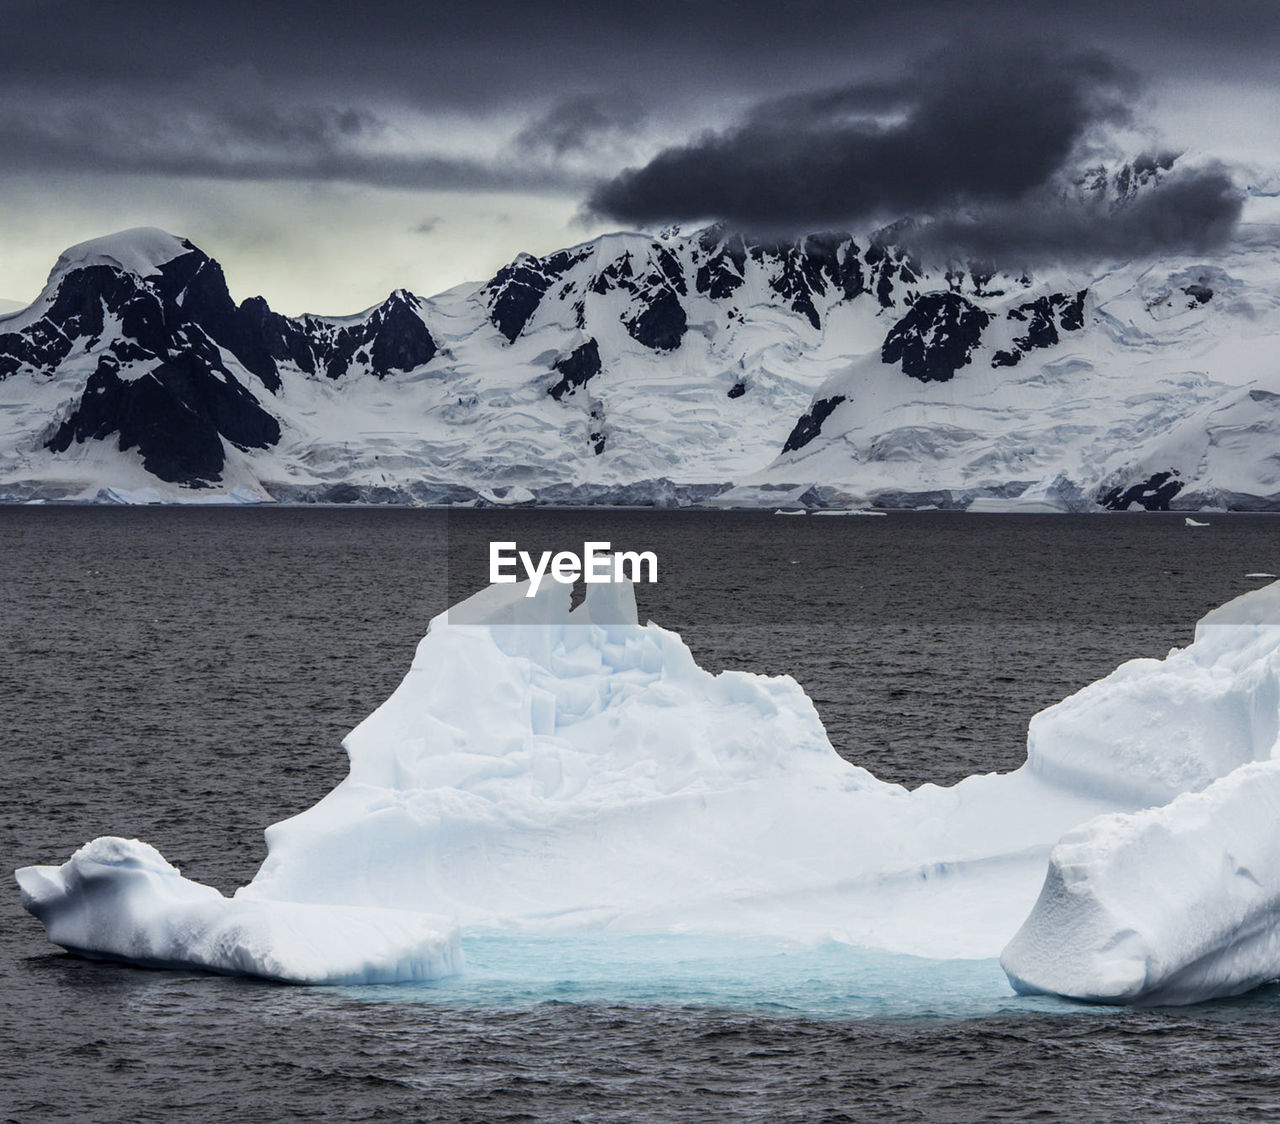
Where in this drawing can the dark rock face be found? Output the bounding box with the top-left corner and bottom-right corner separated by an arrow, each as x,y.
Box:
304,292 -> 437,380
0,239 -> 439,485
1058,290 -> 1086,332
484,248 -> 591,342
695,230 -> 748,299
863,239 -> 919,310
697,228 -> 866,322
1184,283 -> 1213,306
727,381 -> 746,399
0,247 -> 437,391
236,296 -> 318,380
882,293 -> 991,383
576,244 -> 691,352
589,403 -> 606,455
1099,470 -> 1183,511
476,225 -> 949,382
548,338 -> 602,400
992,291 -> 1087,368
47,351 -> 280,485
783,395 -> 847,454
626,288 -> 687,351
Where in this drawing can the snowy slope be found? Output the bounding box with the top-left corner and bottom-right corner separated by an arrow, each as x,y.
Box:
2,160 -> 1279,508
761,213 -> 1280,511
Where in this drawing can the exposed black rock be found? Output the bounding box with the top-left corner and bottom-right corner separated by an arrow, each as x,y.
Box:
484,247 -> 591,342
727,381 -> 746,399
863,236 -> 919,309
1099,470 -> 1183,511
757,232 -> 868,327
548,338 -> 602,400
302,292 -> 437,380
651,245 -> 687,296
0,241 -> 437,399
626,288 -> 687,351
0,264 -> 145,377
882,293 -> 990,383
589,402 -> 606,455
369,296 -> 430,372
47,348 -> 280,485
150,250 -> 284,391
1184,283 -> 1214,306
485,260 -> 549,342
782,395 -> 846,454
236,296 -> 317,379
1059,290 -> 1086,331
992,290 -> 1087,368
695,230 -> 748,299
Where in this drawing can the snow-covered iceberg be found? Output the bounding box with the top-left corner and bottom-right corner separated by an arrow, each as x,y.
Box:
1001,583 -> 1280,1005
1022,582 -> 1280,807
236,578 -> 1133,959
16,837 -> 461,984
1001,761 -> 1280,1005
16,576 -> 1280,1001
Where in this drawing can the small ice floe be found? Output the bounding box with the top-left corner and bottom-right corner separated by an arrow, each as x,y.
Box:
1185,517 -> 1211,527
1245,573 -> 1277,579
774,508 -> 807,515
812,509 -> 887,517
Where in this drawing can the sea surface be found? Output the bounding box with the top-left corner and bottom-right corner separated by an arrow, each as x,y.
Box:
4,507 -> 1280,1122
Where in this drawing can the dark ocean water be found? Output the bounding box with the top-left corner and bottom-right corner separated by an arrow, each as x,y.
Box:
4,507 -> 1280,1122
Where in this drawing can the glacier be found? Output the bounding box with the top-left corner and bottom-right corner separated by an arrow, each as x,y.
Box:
15,576 -> 1280,1002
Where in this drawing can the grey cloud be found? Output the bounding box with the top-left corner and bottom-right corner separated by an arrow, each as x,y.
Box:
909,165 -> 1244,264
586,44 -> 1248,262
3,1 -> 1276,110
212,104 -> 384,148
588,45 -> 1138,231
0,98 -> 587,193
515,95 -> 647,156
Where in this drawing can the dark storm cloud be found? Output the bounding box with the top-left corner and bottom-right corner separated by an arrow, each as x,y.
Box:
0,0 -> 1273,222
588,45 -> 1137,230
911,165 -> 1244,264
587,44 -> 1248,260
514,95 -> 647,157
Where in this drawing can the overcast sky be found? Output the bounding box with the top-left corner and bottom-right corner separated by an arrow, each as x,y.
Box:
0,0 -> 1276,313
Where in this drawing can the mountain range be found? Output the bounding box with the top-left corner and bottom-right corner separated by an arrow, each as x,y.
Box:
2,159 -> 1278,510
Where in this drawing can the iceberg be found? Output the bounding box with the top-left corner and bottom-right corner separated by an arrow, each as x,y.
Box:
998,762 -> 1280,1008
16,837 -> 461,984
1001,584 -> 1280,1005
1001,761 -> 1280,1006
15,575 -> 1280,1001
235,578 -> 1129,959
1022,585 -> 1280,807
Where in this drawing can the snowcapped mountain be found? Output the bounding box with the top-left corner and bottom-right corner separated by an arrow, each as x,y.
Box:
2,161 -> 1279,509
